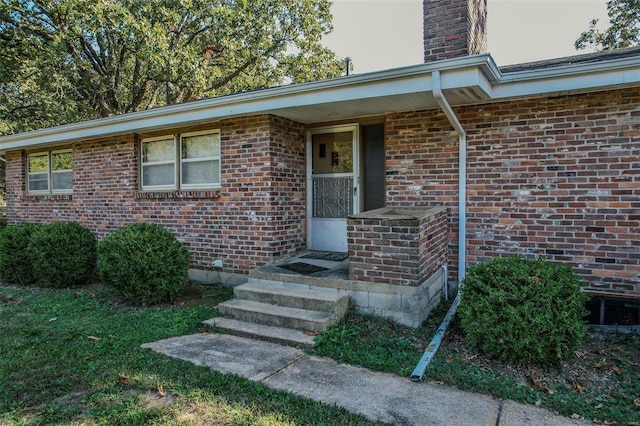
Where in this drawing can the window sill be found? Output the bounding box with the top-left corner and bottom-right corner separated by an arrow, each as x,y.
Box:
135,190 -> 221,200
26,193 -> 73,201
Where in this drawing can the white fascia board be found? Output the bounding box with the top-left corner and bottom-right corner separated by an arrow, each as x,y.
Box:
0,55 -> 497,152
0,74 -> 430,151
493,57 -> 640,99
440,67 -> 494,98
285,73 -> 433,106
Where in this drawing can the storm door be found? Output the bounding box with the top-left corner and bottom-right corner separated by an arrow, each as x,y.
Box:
307,126 -> 359,252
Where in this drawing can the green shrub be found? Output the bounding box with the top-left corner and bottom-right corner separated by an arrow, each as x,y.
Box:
97,223 -> 190,305
0,222 -> 43,285
29,222 -> 97,288
458,255 -> 590,365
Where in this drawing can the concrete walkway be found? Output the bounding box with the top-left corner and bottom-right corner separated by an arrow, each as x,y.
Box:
142,333 -> 593,426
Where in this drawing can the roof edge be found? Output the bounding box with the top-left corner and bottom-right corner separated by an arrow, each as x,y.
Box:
3,51 -> 640,150
0,55 -> 497,150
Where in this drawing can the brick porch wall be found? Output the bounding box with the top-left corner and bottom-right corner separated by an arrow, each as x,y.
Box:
5,115 -> 306,275
348,207 -> 448,286
386,87 -> 640,298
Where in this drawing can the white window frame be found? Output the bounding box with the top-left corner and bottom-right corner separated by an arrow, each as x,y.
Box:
27,150 -> 73,195
179,130 -> 221,190
141,130 -> 220,191
51,149 -> 73,194
27,152 -> 50,194
140,135 -> 178,190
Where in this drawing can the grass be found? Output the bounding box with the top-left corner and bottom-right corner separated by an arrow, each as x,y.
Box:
0,284 -> 382,425
6,281 -> 637,425
310,298 -> 640,425
308,303 -> 447,377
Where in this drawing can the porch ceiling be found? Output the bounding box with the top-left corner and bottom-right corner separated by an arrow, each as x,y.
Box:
268,93 -> 437,123
267,87 -> 491,124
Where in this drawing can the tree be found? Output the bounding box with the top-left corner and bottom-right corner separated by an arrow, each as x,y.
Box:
0,0 -> 344,133
575,0 -> 640,51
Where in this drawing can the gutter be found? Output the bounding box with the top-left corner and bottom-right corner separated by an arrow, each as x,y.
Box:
432,70 -> 467,283
409,70 -> 468,381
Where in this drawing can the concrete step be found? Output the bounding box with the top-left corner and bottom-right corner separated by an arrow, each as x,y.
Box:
234,282 -> 349,316
204,317 -> 316,347
217,299 -> 336,332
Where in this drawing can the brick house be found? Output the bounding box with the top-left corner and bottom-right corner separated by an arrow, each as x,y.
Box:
1,0 -> 639,324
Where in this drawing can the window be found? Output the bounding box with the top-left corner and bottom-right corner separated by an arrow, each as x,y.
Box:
181,132 -> 220,188
27,150 -> 73,194
141,131 -> 220,190
141,137 -> 176,189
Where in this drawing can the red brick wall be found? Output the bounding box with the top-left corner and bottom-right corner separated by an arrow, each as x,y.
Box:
6,90 -> 640,298
386,88 -> 640,298
386,110 -> 461,280
6,115 -> 306,275
423,0 -> 487,63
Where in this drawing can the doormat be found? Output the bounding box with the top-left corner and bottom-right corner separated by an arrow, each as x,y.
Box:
300,252 -> 348,262
277,262 -> 329,275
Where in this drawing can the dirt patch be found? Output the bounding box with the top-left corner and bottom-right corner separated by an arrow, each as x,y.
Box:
0,294 -> 21,306
439,323 -> 640,403
100,282 -> 233,308
138,390 -> 177,411
172,283 -> 233,307
53,391 -> 87,406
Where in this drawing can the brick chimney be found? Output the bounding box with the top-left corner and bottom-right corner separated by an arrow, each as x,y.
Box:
423,0 -> 487,62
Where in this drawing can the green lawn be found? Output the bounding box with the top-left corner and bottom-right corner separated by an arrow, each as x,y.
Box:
6,282 -> 638,425
0,285 -> 381,425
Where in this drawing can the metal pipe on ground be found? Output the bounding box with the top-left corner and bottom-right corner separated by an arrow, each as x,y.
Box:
409,291 -> 460,382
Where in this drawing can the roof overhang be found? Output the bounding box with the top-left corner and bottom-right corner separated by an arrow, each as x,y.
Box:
2,51 -> 640,152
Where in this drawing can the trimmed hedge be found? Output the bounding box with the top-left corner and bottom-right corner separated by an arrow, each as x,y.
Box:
97,223 -> 190,305
28,222 -> 97,288
458,255 -> 590,365
0,222 -> 43,285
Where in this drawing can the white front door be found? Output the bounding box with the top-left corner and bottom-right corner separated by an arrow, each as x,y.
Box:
307,126 -> 359,252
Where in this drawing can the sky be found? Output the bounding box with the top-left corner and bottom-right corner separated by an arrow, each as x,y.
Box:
322,0 -> 610,73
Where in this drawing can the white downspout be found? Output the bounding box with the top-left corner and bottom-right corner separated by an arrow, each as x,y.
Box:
432,70 -> 467,283
408,70 -> 468,382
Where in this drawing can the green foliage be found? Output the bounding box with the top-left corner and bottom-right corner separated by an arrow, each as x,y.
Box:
97,223 -> 190,305
0,0 -> 344,134
28,222 -> 97,288
0,222 -> 43,285
458,255 -> 590,365
576,0 -> 640,50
